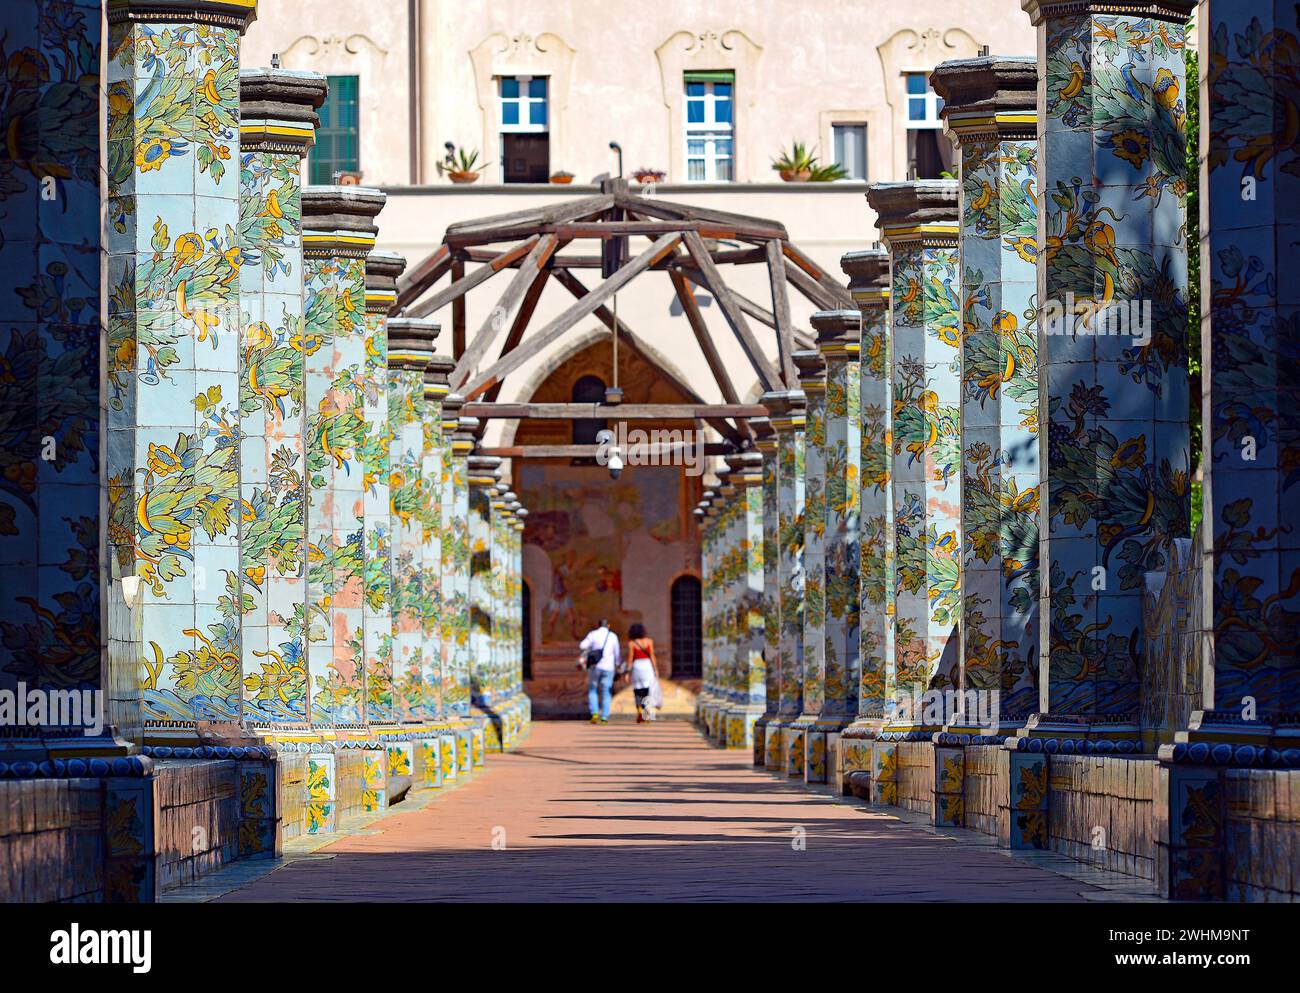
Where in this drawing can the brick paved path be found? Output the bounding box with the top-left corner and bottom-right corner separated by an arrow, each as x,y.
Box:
216,721 -> 1101,901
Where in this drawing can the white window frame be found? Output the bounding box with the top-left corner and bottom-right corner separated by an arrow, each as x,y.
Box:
904,71 -> 944,130
499,75 -> 548,134
684,79 -> 734,183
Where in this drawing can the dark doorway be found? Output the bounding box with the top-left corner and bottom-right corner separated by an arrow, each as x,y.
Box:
522,580 -> 532,680
502,133 -> 550,183
670,575 -> 702,678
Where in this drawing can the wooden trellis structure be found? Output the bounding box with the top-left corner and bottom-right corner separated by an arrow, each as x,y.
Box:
391,178 -> 854,453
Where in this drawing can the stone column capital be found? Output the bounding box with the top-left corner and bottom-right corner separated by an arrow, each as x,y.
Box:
866,181 -> 959,249
793,349 -> 827,393
302,186 -> 386,258
108,0 -> 258,31
514,507 -> 529,532
841,249 -> 891,312
365,251 -> 405,315
1021,0 -> 1196,27
725,452 -> 764,488
239,68 -> 327,155
424,354 -> 455,402
467,455 -> 501,485
931,56 -> 1038,143
749,416 -> 777,454
811,310 -> 862,360
761,389 -> 806,433
386,316 -> 438,372
452,416 -> 479,455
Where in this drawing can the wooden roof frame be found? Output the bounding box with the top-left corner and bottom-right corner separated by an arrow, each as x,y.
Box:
391,178 -> 853,448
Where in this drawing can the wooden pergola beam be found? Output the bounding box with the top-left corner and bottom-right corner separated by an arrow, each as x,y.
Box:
783,242 -> 855,308
682,230 -> 780,392
548,268 -> 744,445
393,244 -> 453,312
460,231 -> 682,398
766,238 -> 797,386
408,236 -> 539,319
451,234 -> 559,385
463,402 -> 767,420
669,268 -> 741,406
483,267 -> 551,403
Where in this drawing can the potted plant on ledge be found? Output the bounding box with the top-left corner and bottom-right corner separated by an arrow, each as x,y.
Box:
550,170 -> 575,184
445,146 -> 486,184
633,167 -> 666,185
770,142 -> 847,183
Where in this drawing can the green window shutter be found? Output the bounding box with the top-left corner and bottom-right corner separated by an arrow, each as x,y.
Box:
683,70 -> 735,83
310,74 -> 361,184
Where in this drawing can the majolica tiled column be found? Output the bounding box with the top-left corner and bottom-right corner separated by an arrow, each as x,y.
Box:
1025,0 -> 1192,730
866,182 -> 962,725
839,249 -> 894,792
750,418 -> 780,766
722,453 -> 766,750
1200,0 -> 1300,721
434,394 -> 467,779
812,311 -> 863,784
484,485 -> 510,750
448,412 -> 478,771
301,186 -> 385,729
1151,0 -> 1298,901
696,490 -> 719,733
715,466 -> 741,745
105,0 -> 257,739
422,354 -> 453,719
692,502 -> 710,730
512,504 -> 531,732
467,453 -> 500,760
931,57 -> 1041,729
790,349 -> 831,780
363,252 -> 402,729
384,317 -> 436,727
236,69 -> 327,730
761,391 -> 807,775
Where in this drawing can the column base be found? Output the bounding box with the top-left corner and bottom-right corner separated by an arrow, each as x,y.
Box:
838,718 -> 887,796
721,705 -> 765,750
752,714 -> 776,766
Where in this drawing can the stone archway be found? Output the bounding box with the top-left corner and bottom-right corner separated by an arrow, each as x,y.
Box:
514,337 -> 704,717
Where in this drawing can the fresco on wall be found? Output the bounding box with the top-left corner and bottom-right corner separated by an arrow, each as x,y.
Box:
523,463 -> 686,642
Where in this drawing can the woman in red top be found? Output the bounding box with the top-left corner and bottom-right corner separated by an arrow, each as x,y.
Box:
625,623 -> 660,722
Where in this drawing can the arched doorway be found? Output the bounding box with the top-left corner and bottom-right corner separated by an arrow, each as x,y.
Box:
670,574 -> 702,679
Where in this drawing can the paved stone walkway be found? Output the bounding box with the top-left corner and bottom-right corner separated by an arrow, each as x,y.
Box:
215,720 -> 1108,902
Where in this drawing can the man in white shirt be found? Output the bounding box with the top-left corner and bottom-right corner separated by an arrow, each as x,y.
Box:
578,618 -> 620,724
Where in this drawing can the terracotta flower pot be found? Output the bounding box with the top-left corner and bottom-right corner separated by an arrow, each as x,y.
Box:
448,170 -> 479,184
634,173 -> 664,184
779,168 -> 811,182
550,174 -> 574,184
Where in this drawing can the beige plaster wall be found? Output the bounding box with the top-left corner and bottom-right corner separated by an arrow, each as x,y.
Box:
243,0 -> 1035,186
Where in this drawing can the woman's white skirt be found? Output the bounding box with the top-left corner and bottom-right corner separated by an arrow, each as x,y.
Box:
631,659 -> 657,690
